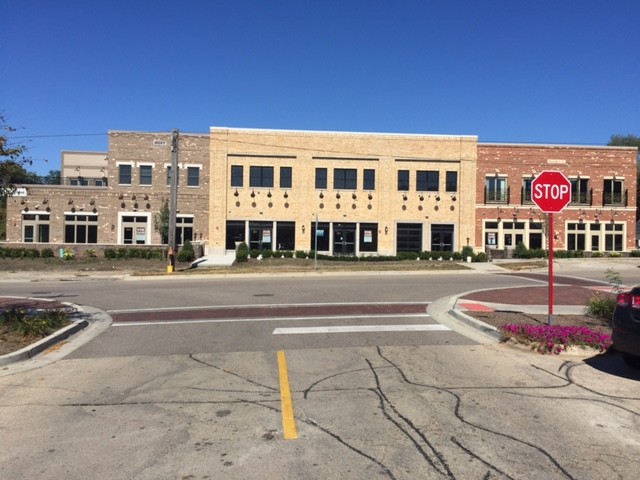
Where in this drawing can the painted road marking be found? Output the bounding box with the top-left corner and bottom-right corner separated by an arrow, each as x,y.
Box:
273,324 -> 450,335
277,351 -> 298,440
112,313 -> 429,327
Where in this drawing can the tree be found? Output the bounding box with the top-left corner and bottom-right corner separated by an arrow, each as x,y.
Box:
43,169 -> 61,185
154,198 -> 170,244
608,134 -> 640,220
608,134 -> 640,159
1,115 -> 31,197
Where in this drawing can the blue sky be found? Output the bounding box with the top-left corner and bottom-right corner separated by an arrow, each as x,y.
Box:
3,0 -> 639,175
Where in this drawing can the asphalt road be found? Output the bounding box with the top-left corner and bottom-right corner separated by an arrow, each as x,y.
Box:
1,262 -> 640,479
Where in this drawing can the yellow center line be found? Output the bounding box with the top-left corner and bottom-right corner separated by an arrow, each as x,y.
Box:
277,350 -> 298,440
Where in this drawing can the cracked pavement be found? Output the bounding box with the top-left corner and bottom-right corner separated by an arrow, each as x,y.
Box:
1,343 -> 639,479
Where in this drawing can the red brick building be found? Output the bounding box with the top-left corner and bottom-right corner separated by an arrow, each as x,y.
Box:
476,143 -> 637,254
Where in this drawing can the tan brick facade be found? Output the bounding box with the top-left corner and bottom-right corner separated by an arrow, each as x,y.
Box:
5,131 -> 210,249
209,128 -> 477,256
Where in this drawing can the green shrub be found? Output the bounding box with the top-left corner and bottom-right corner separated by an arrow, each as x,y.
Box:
397,251 -> 420,261
24,248 -> 40,258
630,250 -> 640,258
62,249 -> 75,260
41,248 -> 55,258
1,307 -> 69,337
461,245 -> 474,259
104,248 -> 117,259
9,248 -> 26,258
591,251 -> 604,258
294,250 -> 307,259
261,249 -> 274,259
84,248 -> 97,258
474,252 -> 488,262
584,294 -> 616,319
177,240 -> 195,263
281,250 -> 294,258
514,241 -> 528,258
236,242 -> 249,262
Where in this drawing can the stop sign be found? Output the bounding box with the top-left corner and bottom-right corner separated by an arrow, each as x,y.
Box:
531,170 -> 572,213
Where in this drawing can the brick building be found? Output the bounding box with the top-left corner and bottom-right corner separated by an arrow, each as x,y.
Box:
3,127 -> 638,257
208,127 -> 477,256
477,143 -> 637,254
5,131 -> 210,248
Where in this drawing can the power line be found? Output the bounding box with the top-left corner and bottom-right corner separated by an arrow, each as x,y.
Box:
10,133 -> 106,139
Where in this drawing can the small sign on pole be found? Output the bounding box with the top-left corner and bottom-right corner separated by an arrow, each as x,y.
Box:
531,171 -> 572,325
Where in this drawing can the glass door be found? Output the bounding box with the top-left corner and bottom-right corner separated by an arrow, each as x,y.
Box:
431,225 -> 454,252
333,223 -> 356,255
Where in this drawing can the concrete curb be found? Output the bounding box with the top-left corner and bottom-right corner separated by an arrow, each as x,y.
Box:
427,294 -> 501,344
0,318 -> 89,366
448,306 -> 501,342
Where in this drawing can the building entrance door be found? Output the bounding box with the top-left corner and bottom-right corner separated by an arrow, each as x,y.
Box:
431,225 -> 454,252
333,223 -> 356,255
249,222 -> 273,251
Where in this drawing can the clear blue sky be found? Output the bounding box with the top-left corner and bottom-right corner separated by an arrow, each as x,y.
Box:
3,0 -> 639,175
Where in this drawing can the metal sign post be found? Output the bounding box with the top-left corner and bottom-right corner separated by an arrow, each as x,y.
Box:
548,212 -> 554,325
531,170 -> 571,325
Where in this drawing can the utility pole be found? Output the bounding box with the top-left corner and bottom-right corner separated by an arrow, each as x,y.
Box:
167,129 -> 179,273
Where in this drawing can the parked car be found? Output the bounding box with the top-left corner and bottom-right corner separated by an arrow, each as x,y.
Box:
613,288 -> 640,368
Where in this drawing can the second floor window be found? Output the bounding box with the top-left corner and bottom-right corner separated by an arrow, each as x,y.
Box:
445,171 -> 458,192
486,176 -> 508,203
522,178 -> 533,204
334,168 -> 357,190
363,169 -> 375,190
398,170 -> 409,191
280,166 -> 292,188
416,170 -> 439,191
604,179 -> 624,205
118,164 -> 132,185
249,166 -> 274,188
139,165 -> 152,186
187,167 -> 200,187
315,167 -> 327,189
231,165 -> 243,187
570,178 -> 590,205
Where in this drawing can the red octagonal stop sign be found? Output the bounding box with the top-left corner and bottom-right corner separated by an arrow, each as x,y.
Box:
531,170 -> 572,213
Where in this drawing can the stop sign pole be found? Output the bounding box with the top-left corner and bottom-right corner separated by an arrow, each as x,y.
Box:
531,171 -> 572,325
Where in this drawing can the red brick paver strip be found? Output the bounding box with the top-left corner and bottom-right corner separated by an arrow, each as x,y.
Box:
112,303 -> 429,323
457,302 -> 495,312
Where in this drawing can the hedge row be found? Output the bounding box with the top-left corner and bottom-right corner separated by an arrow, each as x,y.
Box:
103,248 -> 164,260
0,247 -> 55,258
245,248 -> 488,263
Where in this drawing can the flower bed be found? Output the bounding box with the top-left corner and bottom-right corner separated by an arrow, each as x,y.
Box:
499,324 -> 612,355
